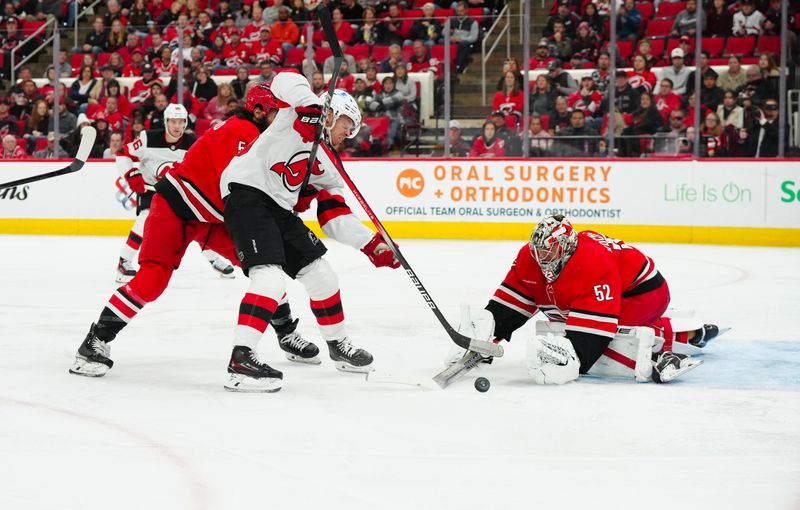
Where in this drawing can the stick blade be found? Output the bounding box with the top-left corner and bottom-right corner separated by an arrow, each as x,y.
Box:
74,125 -> 97,164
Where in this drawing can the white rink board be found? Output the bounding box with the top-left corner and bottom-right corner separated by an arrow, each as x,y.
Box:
0,159 -> 799,243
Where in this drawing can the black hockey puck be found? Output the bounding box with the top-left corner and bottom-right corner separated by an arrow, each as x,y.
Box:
474,377 -> 490,392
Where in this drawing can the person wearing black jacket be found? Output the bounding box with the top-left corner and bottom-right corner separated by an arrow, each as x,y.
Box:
619,92 -> 664,157
81,16 -> 108,54
555,110 -> 598,156
700,69 -> 724,112
190,68 -> 218,103
742,99 -> 782,157
601,70 -> 640,115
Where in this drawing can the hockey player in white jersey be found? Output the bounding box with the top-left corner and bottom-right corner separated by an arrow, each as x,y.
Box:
220,71 -> 398,392
116,103 -> 236,282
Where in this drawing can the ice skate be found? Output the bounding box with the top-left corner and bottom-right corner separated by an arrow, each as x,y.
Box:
69,323 -> 114,377
224,346 -> 283,392
651,351 -> 702,383
326,338 -> 373,373
209,256 -> 235,278
689,324 -> 729,348
277,320 -> 320,364
115,257 -> 137,283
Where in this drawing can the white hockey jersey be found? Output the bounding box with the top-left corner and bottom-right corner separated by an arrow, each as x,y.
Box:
116,129 -> 196,186
220,71 -> 372,251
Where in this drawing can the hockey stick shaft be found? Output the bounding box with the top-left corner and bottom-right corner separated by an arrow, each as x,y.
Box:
300,4 -> 342,192
334,164 -> 503,358
0,126 -> 97,190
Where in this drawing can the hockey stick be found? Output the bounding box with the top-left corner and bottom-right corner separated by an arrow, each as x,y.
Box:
299,3 -> 342,192
334,166 -> 503,359
0,126 -> 97,190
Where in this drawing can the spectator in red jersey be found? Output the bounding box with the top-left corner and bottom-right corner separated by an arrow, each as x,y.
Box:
164,12 -> 192,44
121,48 -> 146,77
530,74 -> 558,116
470,121 -> 506,157
628,54 -> 657,94
530,38 -> 556,69
1,134 -> 26,159
222,29 -> 250,67
568,75 -> 602,128
92,96 -> 125,133
493,70 -> 524,116
272,6 -> 301,50
684,90 -> 712,129
106,19 -> 126,53
129,64 -> 162,105
334,60 -> 356,93
654,78 -> 682,124
250,26 -> 284,65
408,39 -> 443,81
153,46 -> 178,77
409,3 -> 442,46
204,83 -> 235,121
312,6 -> 354,47
117,33 -> 141,64
242,3 -> 267,42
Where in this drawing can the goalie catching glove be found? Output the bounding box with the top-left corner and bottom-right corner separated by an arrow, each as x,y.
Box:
123,168 -> 146,194
293,105 -> 323,143
526,333 -> 580,385
361,233 -> 400,268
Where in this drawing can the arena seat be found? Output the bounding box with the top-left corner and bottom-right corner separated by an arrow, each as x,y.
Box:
645,19 -> 673,38
724,36 -> 756,57
616,40 -> 634,61
757,35 -> 781,56
666,37 -> 692,56
431,44 -> 456,65
314,46 -> 333,64
345,44 -> 369,62
213,67 -> 237,75
86,103 -> 104,118
701,37 -> 725,57
654,1 -> 685,20
648,38 -> 665,57
284,47 -> 305,66
371,45 -> 389,63
96,52 -> 111,67
34,137 -> 48,152
195,118 -> 212,136
637,3 -> 655,21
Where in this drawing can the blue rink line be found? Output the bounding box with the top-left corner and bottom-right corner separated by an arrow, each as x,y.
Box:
584,341 -> 800,390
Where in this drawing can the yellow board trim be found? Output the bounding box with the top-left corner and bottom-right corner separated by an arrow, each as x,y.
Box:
1,218 -> 798,247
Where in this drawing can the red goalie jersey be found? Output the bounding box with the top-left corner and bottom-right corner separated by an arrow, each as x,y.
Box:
486,230 -> 667,372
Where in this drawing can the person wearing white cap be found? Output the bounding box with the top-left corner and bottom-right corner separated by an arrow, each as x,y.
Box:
657,47 -> 691,95
447,119 -> 471,156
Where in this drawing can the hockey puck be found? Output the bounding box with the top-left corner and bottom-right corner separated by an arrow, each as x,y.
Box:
474,377 -> 490,392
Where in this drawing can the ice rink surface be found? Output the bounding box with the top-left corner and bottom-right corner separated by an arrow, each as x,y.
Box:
0,234 -> 798,510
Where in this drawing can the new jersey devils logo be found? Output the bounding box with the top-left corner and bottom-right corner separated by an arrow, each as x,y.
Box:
270,151 -> 323,192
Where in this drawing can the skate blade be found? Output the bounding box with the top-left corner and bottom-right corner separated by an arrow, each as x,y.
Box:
69,358 -> 109,377
224,373 -> 282,393
655,359 -> 703,383
334,361 -> 374,374
284,352 -> 321,365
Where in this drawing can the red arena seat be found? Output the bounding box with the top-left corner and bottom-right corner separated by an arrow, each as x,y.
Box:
724,36 -> 756,57
757,35 -> 781,56
314,46 -> 333,64
701,37 -> 725,57
637,3 -> 655,21
645,19 -> 673,38
284,47 -> 305,66
654,1 -> 685,20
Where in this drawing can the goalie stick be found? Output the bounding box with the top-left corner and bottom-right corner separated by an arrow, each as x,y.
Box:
0,126 -> 97,190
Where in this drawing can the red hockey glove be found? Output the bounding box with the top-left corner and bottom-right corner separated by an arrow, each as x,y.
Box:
293,105 -> 323,143
123,168 -> 146,194
361,233 -> 401,269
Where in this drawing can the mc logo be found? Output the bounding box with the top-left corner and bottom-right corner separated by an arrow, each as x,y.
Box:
396,168 -> 424,198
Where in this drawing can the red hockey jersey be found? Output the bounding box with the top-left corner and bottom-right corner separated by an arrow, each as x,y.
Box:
156,116 -> 261,223
486,231 -> 662,344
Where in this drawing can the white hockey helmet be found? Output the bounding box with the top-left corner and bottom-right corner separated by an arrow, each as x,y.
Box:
328,89 -> 361,139
529,214 -> 578,283
164,103 -> 188,121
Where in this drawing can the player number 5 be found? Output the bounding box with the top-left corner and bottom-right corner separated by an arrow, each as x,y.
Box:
593,284 -> 612,302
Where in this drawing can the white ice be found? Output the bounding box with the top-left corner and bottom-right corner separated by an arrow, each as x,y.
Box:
0,234 -> 798,510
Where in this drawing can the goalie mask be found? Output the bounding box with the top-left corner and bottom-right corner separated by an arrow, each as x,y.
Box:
529,215 -> 578,283
327,89 -> 361,139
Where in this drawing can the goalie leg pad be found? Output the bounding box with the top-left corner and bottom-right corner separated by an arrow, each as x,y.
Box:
526,332 -> 579,385
589,326 -> 656,382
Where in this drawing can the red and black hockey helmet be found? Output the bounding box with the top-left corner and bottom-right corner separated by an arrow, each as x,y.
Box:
245,82 -> 278,113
